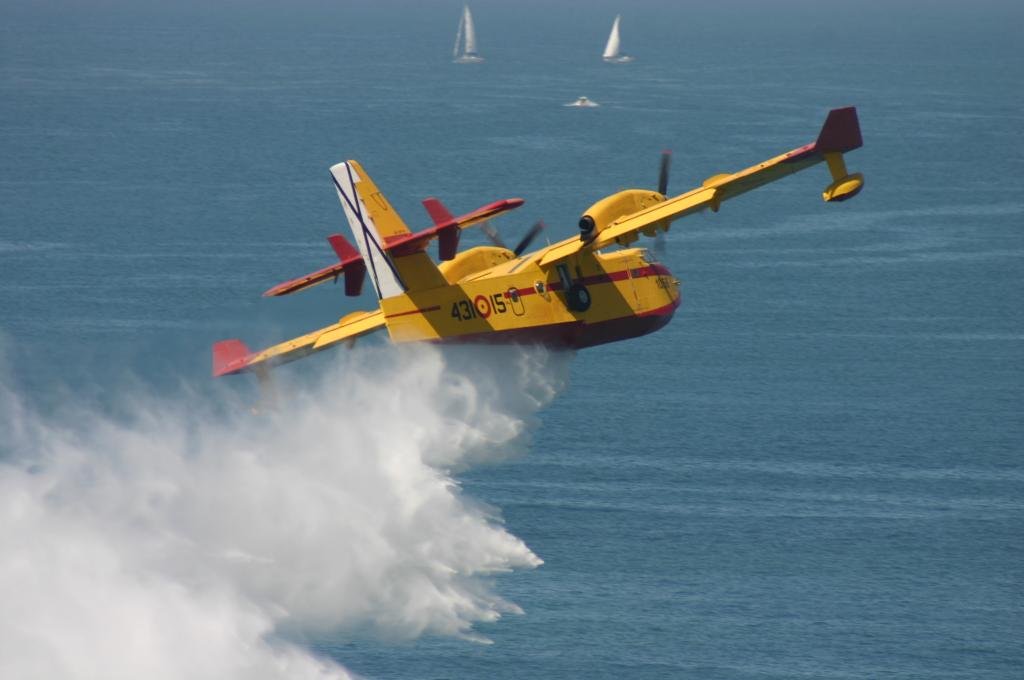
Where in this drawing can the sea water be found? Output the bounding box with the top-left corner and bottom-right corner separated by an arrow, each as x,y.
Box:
1,1 -> 1022,678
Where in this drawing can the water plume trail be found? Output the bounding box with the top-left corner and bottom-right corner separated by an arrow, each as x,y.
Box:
0,343 -> 569,679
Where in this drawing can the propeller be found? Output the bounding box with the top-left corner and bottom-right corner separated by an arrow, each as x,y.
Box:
658,149 -> 672,196
481,220 -> 546,257
480,222 -> 506,249
654,149 -> 672,253
512,220 -> 545,256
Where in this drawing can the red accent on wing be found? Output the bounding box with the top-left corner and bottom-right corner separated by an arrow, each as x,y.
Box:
263,234 -> 366,297
782,107 -> 862,164
212,339 -> 253,377
263,262 -> 347,297
782,142 -> 818,163
383,231 -> 435,257
452,198 -> 526,228
385,198 -> 525,259
815,106 -> 862,154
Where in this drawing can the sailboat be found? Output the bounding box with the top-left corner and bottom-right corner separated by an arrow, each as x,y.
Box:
602,15 -> 634,63
453,5 -> 484,63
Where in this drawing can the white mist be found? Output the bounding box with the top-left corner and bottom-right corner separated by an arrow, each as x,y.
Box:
0,343 -> 569,679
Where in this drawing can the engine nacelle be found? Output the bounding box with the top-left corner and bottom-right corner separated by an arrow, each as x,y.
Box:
437,245 -> 515,284
579,189 -> 666,241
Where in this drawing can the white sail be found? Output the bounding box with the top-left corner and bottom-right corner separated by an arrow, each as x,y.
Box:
603,15 -> 621,59
463,6 -> 478,55
453,5 -> 483,62
453,10 -> 464,58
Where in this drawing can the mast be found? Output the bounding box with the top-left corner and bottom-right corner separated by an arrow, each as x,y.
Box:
603,15 -> 621,59
463,5 -> 478,56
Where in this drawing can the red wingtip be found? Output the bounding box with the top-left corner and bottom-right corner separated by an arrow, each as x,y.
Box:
815,106 -> 862,154
212,339 -> 253,377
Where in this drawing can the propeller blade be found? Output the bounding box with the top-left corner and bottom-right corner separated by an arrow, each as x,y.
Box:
654,150 -> 673,253
658,149 -> 672,196
480,221 -> 507,249
513,221 -> 546,256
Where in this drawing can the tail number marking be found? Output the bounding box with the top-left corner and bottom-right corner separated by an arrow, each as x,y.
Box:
450,293 -> 509,321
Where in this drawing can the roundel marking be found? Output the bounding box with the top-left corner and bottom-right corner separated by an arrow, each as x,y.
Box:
473,295 -> 492,318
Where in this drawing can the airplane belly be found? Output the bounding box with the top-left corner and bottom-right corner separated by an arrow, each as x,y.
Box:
430,297 -> 678,349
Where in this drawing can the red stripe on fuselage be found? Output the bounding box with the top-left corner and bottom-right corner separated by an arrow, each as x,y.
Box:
386,264 -> 677,334
385,305 -> 441,319
437,299 -> 679,350
507,262 -> 673,298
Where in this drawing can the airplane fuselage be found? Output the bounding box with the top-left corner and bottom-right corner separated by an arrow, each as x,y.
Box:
381,245 -> 680,349
212,108 -> 862,378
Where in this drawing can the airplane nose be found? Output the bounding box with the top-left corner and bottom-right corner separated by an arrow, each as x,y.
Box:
652,262 -> 681,307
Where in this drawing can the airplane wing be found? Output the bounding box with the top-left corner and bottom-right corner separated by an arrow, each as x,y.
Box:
540,107 -> 863,265
212,309 -> 385,376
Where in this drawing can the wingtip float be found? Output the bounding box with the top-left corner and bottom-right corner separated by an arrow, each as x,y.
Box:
213,107 -> 864,379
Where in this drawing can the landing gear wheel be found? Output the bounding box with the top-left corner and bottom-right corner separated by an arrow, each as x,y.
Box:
567,283 -> 592,312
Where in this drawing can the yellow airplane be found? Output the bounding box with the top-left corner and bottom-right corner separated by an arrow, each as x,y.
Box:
212,107 -> 863,378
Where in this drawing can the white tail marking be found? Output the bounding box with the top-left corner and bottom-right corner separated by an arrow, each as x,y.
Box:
330,162 -> 405,300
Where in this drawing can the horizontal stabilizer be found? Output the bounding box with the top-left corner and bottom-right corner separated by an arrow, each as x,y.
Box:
263,262 -> 345,297
213,339 -> 253,377
444,198 -> 526,230
263,233 -> 366,297
417,197 -> 526,260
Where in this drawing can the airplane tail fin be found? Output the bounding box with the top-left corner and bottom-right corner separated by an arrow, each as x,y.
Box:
329,161 -> 408,300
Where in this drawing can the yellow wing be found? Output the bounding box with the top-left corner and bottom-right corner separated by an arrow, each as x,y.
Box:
212,309 -> 385,376
541,107 -> 863,265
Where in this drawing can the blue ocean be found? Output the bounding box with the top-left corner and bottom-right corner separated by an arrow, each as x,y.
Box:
2,1 -> 1022,678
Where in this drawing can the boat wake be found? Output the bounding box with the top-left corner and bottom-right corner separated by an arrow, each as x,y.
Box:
0,343 -> 569,679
